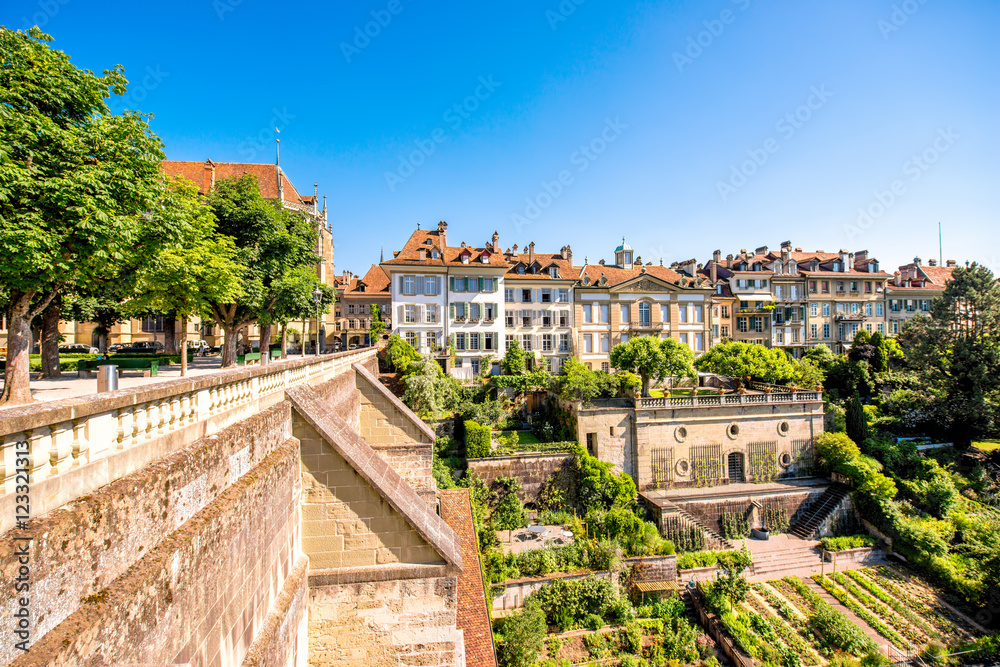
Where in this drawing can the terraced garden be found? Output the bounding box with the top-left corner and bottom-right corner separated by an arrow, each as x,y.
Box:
711,566 -> 985,666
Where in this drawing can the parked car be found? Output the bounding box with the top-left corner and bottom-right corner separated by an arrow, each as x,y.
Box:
59,343 -> 99,354
116,341 -> 164,355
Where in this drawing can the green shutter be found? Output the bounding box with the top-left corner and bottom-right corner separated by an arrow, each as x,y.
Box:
450,304 -> 455,319
450,277 -> 455,291
478,277 -> 484,292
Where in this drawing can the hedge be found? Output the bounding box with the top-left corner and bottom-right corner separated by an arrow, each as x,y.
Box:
465,420 -> 492,458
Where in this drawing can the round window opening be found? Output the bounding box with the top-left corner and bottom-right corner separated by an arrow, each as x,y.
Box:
675,426 -> 688,442
728,423 -> 740,439
779,452 -> 792,468
778,421 -> 790,435
676,459 -> 690,476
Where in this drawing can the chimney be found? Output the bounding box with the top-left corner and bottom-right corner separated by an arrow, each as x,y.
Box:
946,259 -> 956,268
437,220 -> 448,252
794,247 -> 802,252
512,243 -> 518,253
780,240 -> 792,250
599,259 -> 606,266
855,250 -> 869,263
710,255 -> 718,283
204,159 -> 216,192
561,245 -> 573,262
528,241 -> 535,265
492,230 -> 499,250
755,246 -> 768,256
928,258 -> 937,267
840,249 -> 851,271
913,256 -> 921,266
726,253 -> 733,269
781,246 -> 790,262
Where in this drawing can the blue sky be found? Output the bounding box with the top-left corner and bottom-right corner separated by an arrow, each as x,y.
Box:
7,0 -> 998,274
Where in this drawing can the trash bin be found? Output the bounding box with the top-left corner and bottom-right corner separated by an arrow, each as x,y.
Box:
97,365 -> 118,392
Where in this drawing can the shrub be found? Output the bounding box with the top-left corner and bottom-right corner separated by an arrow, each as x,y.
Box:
814,431 -> 861,473
495,604 -> 546,667
492,477 -> 527,531
527,575 -> 623,630
819,534 -> 877,551
464,420 -> 492,458
583,613 -> 604,631
575,444 -> 637,510
385,334 -> 419,372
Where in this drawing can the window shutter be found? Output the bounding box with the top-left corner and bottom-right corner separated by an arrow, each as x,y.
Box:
436,276 -> 442,295
494,303 -> 499,318
478,277 -> 484,292
449,276 -> 455,292
397,305 -> 404,323
493,280 -> 499,293
398,276 -> 405,293
416,276 -> 424,296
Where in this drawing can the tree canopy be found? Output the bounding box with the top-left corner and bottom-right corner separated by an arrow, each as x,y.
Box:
694,341 -> 797,386
609,336 -> 696,397
0,27 -> 168,402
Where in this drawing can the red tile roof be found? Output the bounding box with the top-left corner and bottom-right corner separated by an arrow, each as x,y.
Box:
505,252 -> 580,280
344,265 -> 391,295
577,263 -> 706,289
919,265 -> 956,286
161,159 -> 306,204
382,227 -> 509,267
439,489 -> 498,667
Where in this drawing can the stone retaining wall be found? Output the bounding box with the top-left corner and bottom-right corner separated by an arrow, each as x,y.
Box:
491,569 -> 619,612
466,453 -> 574,504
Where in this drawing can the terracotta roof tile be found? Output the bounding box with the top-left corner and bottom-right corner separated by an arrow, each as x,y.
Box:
344,265 -> 391,295
578,264 -> 699,288
919,265 -> 955,286
161,160 -> 305,204
439,489 -> 498,667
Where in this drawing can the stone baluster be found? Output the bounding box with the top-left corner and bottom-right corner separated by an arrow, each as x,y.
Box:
71,418 -> 87,467
2,431 -> 28,494
49,420 -> 73,476
25,426 -> 53,481
156,399 -> 166,435
180,393 -> 191,425
135,402 -> 149,441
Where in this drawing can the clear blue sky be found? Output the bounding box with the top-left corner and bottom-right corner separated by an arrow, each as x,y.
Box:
7,0 -> 998,274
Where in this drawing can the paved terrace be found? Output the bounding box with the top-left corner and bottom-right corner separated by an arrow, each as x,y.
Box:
642,477 -> 830,507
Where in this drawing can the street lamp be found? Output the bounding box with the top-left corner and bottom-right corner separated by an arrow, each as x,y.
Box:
312,287 -> 323,356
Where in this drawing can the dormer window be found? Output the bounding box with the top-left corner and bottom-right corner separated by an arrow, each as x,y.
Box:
870,261 -> 879,273
431,250 -> 439,259
461,252 -> 470,264
623,252 -> 632,265
773,262 -> 782,274
788,261 -> 797,275
517,265 -> 525,274
424,239 -> 433,245
549,266 -> 558,278
480,254 -> 488,264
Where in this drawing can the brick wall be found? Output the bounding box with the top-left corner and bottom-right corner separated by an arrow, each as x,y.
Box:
294,414 -> 442,570
0,403 -> 299,666
308,570 -> 462,667
466,453 -> 574,503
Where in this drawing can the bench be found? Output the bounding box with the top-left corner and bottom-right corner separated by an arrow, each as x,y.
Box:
77,358 -> 159,378
236,352 -> 263,366
270,348 -> 282,359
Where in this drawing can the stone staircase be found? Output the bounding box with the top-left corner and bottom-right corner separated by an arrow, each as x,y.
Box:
790,484 -> 850,539
749,542 -> 823,577
661,499 -> 734,551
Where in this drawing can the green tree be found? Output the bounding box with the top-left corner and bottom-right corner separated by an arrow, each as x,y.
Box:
899,263 -> 1000,446
402,354 -> 457,416
845,394 -> 870,445
501,337 -> 527,375
385,334 -> 419,372
495,604 -> 546,667
610,336 -> 694,397
802,343 -> 839,375
575,444 -> 636,510
368,304 -> 385,345
694,341 -> 797,387
557,357 -> 603,403
869,331 -> 889,373
131,177 -> 244,375
0,28 -> 166,403
204,175 -> 322,366
813,431 -> 860,473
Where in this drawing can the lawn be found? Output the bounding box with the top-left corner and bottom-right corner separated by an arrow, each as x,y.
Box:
495,430 -> 542,445
973,439 -> 1000,452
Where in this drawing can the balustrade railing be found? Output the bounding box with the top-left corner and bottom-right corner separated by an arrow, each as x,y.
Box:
635,389 -> 821,410
0,348 -> 376,534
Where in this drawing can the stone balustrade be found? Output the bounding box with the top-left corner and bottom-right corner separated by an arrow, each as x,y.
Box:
635,390 -> 821,410
0,348 -> 377,534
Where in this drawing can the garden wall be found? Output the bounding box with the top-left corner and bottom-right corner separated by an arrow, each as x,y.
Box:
491,569 -> 620,612
821,547 -> 886,566
623,555 -> 678,583
678,566 -> 720,584
467,452 -> 574,504
675,487 -> 826,536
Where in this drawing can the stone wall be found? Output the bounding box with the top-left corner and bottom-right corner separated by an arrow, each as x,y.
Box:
624,555 -> 678,582
573,406 -> 635,478
491,569 -> 619,612
466,453 -> 574,504
7,405 -> 304,666
309,568 -> 462,667
294,414 -> 442,569
675,488 -> 826,536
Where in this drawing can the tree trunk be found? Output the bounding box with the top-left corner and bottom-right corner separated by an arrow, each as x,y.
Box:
164,313 -> 177,354
97,329 -> 109,354
259,323 -> 272,365
641,375 -> 650,398
1,290 -> 55,405
280,324 -> 288,359
180,314 -> 189,377
220,324 -> 238,367
39,293 -> 63,379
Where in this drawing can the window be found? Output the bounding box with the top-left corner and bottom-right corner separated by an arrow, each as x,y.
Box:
347,304 -> 355,315
864,281 -> 872,293
694,305 -> 703,323
483,277 -> 494,292
822,281 -> 829,293
753,317 -> 764,333
454,303 -> 466,321
679,306 -> 688,323
865,323 -> 873,333
521,309 -> 532,327
776,330 -> 784,344
542,334 -> 553,351
484,303 -> 496,321
141,316 -> 165,333
559,334 -> 569,352
403,276 -> 416,295
505,334 -> 514,351
621,333 -> 630,344
559,311 -> 569,327
405,332 -> 417,347
877,323 -> 884,334
639,303 -> 651,325
583,304 -> 593,324
822,303 -> 831,317
891,321 -> 899,334
541,288 -> 552,303
505,311 -> 514,327
620,304 -> 629,322
549,267 -> 558,278
920,300 -> 930,312
775,285 -> 783,299
838,324 -> 846,340
426,331 -> 438,350
601,362 -> 610,373
810,303 -> 818,316
737,318 -> 748,333
541,311 -> 552,327
469,333 -> 480,350
522,335 -> 533,351
505,288 -> 514,303
811,324 -> 818,339
600,304 -> 609,323
721,325 -> 729,337
455,333 -> 466,351
425,276 -> 437,295
679,333 -> 689,347
823,323 -> 831,339
791,329 -> 800,343
694,332 -> 704,351
404,305 -> 416,323
865,303 -> 873,317
850,302 -> 860,314
583,334 -> 593,353
720,305 -> 729,318
876,303 -> 884,317
809,280 -> 817,293
557,289 -> 569,303
600,334 -> 609,353
661,305 -> 669,322
425,305 -> 437,323
522,289 -> 532,302
469,303 -> 480,320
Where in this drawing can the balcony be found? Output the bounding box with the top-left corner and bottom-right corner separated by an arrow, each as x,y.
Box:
835,312 -> 866,322
628,321 -> 664,332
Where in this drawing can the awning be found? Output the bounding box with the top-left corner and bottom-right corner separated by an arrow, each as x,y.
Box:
736,293 -> 775,302
632,580 -> 681,593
